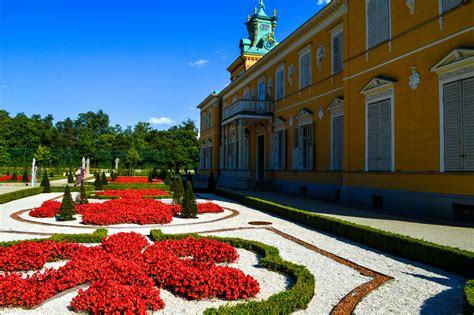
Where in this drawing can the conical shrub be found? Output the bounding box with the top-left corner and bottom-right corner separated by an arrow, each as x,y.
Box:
67,171 -> 75,184
208,172 -> 216,190
57,185 -> 76,221
181,181 -> 197,218
40,171 -> 51,193
11,172 -> 17,181
164,170 -> 171,186
101,171 -> 108,185
172,177 -> 184,205
22,169 -> 29,183
75,184 -> 89,205
148,172 -> 153,183
94,172 -> 103,190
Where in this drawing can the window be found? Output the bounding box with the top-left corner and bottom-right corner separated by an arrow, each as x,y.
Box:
292,124 -> 313,170
244,87 -> 250,99
258,79 -> 266,101
276,65 -> 285,100
271,129 -> 286,170
208,111 -> 212,128
367,99 -> 392,171
331,115 -> 344,171
442,0 -> 462,12
443,77 -> 474,172
367,0 -> 390,49
292,127 -> 300,170
299,48 -> 311,89
332,31 -> 344,74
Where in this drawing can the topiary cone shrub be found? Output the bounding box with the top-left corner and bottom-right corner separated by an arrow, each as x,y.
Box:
171,178 -> 184,205
148,172 -> 153,183
75,184 -> 89,205
208,172 -> 216,190
22,169 -> 29,183
57,185 -> 76,221
186,172 -> 193,186
110,170 -> 116,181
11,172 -> 17,181
94,172 -> 103,191
101,171 -> 108,186
40,171 -> 51,193
67,171 -> 75,184
181,181 -> 197,218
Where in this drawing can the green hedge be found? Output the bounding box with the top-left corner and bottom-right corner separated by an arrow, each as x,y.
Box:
87,183 -> 169,191
87,194 -> 172,200
150,229 -> 315,314
0,187 -> 43,204
213,189 -> 474,279
0,185 -> 95,204
465,280 -> 474,314
0,229 -> 107,248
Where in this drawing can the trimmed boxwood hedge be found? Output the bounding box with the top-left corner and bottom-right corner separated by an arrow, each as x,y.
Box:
465,280 -> 474,314
86,194 -> 172,200
150,229 -> 315,314
213,189 -> 474,278
86,182 -> 169,191
0,185 -> 95,204
0,229 -> 107,248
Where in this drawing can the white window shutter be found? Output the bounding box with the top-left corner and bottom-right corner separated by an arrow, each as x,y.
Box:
378,99 -> 392,171
276,70 -> 284,99
367,102 -> 379,171
377,0 -> 390,45
444,81 -> 463,171
333,33 -> 343,74
299,127 -> 304,170
300,53 -> 311,89
282,130 -> 286,170
367,0 -> 378,48
462,77 -> 474,171
292,127 -> 300,170
442,0 -> 462,12
332,115 -> 344,171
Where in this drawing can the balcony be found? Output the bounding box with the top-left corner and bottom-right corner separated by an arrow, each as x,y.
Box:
222,99 -> 274,122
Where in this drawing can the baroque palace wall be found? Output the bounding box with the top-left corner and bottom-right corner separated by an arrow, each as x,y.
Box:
197,0 -> 474,220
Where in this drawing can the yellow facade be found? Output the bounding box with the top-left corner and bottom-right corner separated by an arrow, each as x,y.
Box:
198,0 -> 474,220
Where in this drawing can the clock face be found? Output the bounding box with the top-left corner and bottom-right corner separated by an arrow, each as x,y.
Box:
264,41 -> 273,50
260,24 -> 270,31
264,33 -> 275,49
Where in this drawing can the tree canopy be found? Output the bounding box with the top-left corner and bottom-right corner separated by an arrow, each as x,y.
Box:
0,110 -> 199,170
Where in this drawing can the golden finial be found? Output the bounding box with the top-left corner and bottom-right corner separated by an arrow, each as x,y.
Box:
248,15 -> 251,21
254,7 -> 257,14
274,9 -> 277,17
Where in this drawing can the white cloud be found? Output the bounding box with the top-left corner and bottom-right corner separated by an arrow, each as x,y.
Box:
189,59 -> 209,68
317,0 -> 331,5
148,117 -> 174,125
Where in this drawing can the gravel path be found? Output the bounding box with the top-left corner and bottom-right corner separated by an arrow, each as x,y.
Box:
0,192 -> 468,314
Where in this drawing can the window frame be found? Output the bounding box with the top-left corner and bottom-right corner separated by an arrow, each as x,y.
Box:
275,63 -> 285,100
330,23 -> 344,75
258,78 -> 266,101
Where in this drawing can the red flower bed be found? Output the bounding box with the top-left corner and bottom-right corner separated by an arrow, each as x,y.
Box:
0,232 -> 260,314
79,198 -> 177,225
95,189 -> 169,199
30,200 -> 61,218
109,176 -> 164,183
0,175 -> 31,181
197,202 -> 225,214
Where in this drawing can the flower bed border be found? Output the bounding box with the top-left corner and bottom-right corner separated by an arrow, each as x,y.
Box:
465,280 -> 474,314
0,229 -> 107,248
150,229 -> 315,314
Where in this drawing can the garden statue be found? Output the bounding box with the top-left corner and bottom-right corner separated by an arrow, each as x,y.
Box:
82,156 -> 86,169
115,157 -> 119,171
31,158 -> 36,187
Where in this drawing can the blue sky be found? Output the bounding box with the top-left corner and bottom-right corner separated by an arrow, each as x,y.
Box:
0,0 -> 329,129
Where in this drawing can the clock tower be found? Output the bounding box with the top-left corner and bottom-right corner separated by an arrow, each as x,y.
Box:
227,0 -> 278,81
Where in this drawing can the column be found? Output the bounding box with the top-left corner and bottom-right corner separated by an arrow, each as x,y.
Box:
238,119 -> 243,170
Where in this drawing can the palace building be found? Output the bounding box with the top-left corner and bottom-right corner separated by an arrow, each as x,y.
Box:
197,0 -> 474,220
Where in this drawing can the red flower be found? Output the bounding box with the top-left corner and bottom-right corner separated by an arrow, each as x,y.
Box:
95,189 -> 169,199
197,202 -> 225,214
0,233 -> 260,314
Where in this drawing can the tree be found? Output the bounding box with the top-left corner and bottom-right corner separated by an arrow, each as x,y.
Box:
22,169 -> 29,183
186,172 -> 193,186
165,170 -> 171,186
125,146 -> 141,175
101,171 -> 108,185
181,181 -> 197,218
40,171 -> 51,193
75,184 -> 89,205
148,172 -> 153,183
57,186 -> 76,221
110,170 -> 116,181
11,172 -> 17,181
172,177 -> 184,205
94,172 -> 103,190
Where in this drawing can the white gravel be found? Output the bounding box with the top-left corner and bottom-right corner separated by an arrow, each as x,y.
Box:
0,192 -> 468,314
